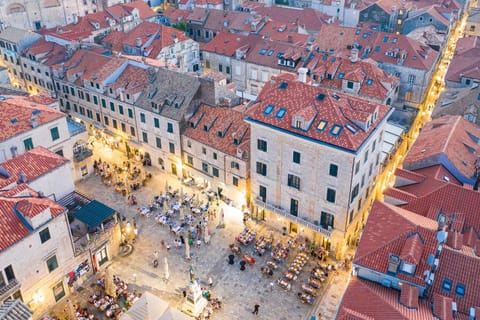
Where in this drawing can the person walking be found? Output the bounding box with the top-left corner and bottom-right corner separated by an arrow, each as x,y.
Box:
252,304 -> 259,315
208,276 -> 213,287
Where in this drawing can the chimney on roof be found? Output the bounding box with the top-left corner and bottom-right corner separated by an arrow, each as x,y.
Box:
298,68 -> 308,83
30,116 -> 38,128
73,14 -> 79,25
18,173 -> 28,184
135,37 -> 142,47
350,48 -> 359,63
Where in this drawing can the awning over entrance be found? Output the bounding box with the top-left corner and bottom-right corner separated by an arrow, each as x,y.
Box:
73,200 -> 116,228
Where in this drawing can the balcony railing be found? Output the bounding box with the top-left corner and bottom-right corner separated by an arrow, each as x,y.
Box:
73,222 -> 117,256
254,198 -> 333,238
73,148 -> 93,162
66,117 -> 87,137
0,279 -> 20,301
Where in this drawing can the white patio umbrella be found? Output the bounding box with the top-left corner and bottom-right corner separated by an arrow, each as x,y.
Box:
105,267 -> 117,298
164,257 -> 170,281
204,228 -> 211,244
179,206 -> 185,221
185,238 -> 190,259
218,208 -> 225,227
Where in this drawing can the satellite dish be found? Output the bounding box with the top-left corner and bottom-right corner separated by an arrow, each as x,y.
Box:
437,230 -> 447,243
427,253 -> 435,266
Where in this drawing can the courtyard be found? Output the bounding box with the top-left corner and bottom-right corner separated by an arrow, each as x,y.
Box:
57,143 -> 350,320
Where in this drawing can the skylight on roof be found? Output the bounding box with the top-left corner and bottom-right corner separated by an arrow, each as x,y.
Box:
316,120 -> 328,132
355,29 -> 361,35
275,108 -> 286,119
383,36 -> 389,43
366,79 -> 373,86
362,33 -> 368,39
332,94 -> 340,101
338,73 -> 344,79
278,82 -> 288,90
259,48 -> 267,55
277,52 -> 284,58
10,118 -> 17,124
322,55 -> 328,61
412,55 -> 417,60
375,45 -> 381,52
267,50 -> 274,56
331,57 -> 336,62
345,123 -> 358,134
392,37 -> 398,44
32,109 -> 41,115
316,93 -> 326,101
329,124 -> 343,137
263,104 -> 274,115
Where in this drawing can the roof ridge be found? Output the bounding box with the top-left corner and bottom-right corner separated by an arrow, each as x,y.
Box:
441,111 -> 461,154
355,228 -> 412,262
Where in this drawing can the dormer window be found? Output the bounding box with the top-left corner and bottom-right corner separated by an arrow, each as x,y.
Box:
295,120 -> 303,129
217,131 -> 223,137
233,138 -> 239,145
399,261 -> 416,276
203,125 -> 209,132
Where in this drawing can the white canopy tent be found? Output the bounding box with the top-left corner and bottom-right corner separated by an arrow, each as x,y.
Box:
120,292 -> 192,320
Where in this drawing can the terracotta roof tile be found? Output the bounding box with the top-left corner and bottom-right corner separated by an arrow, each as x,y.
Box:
184,105 -> 250,158
399,283 -> 419,309
162,8 -> 191,23
338,278 -> 433,319
123,0 -> 156,19
432,294 -> 453,320
200,32 -> 253,57
0,147 -> 69,190
399,233 -> 424,265
246,74 -> 391,152
403,115 -> 480,184
394,168 -> 426,184
252,6 -> 331,32
315,25 -> 438,71
258,20 -> 310,45
0,97 -> 64,142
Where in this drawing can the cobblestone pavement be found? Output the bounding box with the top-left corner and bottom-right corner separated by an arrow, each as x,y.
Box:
71,144 -> 350,319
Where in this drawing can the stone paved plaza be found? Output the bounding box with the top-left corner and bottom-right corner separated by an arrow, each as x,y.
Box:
68,145 -> 350,320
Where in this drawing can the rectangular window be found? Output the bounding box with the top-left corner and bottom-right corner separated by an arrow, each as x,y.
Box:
455,283 -> 465,297
52,281 -> 65,302
212,167 -> 219,177
86,93 -> 90,102
104,116 -> 109,126
231,161 -> 239,169
233,176 -> 238,186
140,113 -> 146,123
50,127 -> 60,141
355,161 -> 360,174
202,162 -> 208,173
293,151 -> 301,164
259,185 -> 266,202
187,155 -> 193,165
167,122 -> 173,133
112,119 -> 118,129
130,126 -> 135,136
128,108 -> 133,118
39,228 -> 51,243
213,152 -> 217,160
154,118 -> 160,128
326,188 -> 336,203
118,105 -> 124,115
372,140 -> 376,152
320,211 -> 334,229
329,164 -> 338,177
101,98 -> 106,108
257,139 -> 267,151
256,162 -> 267,176
46,255 -> 58,273
290,198 -> 298,216
364,150 -> 369,163
202,147 -> 207,155
156,137 -> 161,149
93,96 -> 98,105
369,163 -> 374,176
142,132 -> 148,143
169,142 -> 175,154
96,113 -> 101,122
287,174 -> 301,190
121,123 -> 126,132
23,138 -> 34,151
442,278 -> 452,292
351,184 -> 359,202
361,174 -> 365,187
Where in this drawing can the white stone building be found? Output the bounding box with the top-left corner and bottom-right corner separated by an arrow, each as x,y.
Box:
0,95 -> 92,182
246,74 -> 393,258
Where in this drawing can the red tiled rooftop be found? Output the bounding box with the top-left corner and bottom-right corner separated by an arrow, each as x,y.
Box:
399,233 -> 424,265
0,196 -> 65,252
200,32 -> 253,57
315,25 -> 438,71
0,147 -> 69,190
252,6 -> 332,32
246,74 -> 392,152
123,0 -> 156,19
404,115 -> 480,183
0,97 -> 64,142
432,294 -> 453,320
107,64 -> 150,97
25,95 -> 57,105
162,8 -> 191,23
394,168 -> 426,184
338,278 -> 434,319
184,105 -> 250,158
399,284 -> 419,310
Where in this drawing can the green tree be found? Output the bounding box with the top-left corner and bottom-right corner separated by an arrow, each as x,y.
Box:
173,22 -> 187,31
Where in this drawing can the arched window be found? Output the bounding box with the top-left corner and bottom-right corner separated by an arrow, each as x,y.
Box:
7,3 -> 26,14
